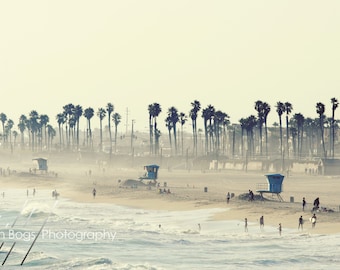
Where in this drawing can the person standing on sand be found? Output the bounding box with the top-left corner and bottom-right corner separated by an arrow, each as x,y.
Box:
226,192 -> 230,204
311,213 -> 317,228
302,197 -> 306,211
92,188 -> 96,199
260,216 -> 264,230
244,218 -> 248,232
278,223 -> 282,236
298,216 -> 304,230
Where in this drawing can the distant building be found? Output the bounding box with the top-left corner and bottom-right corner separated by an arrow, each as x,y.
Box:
318,159 -> 340,176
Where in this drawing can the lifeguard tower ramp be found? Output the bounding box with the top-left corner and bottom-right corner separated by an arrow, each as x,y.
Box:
256,173 -> 284,202
139,164 -> 159,183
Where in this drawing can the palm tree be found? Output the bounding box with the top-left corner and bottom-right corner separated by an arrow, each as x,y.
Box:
97,108 -> 106,152
293,113 -> 305,158
106,103 -> 114,160
18,114 -> 27,150
239,118 -> 247,158
47,124 -> 56,150
179,112 -> 187,156
73,105 -> 83,150
5,119 -> 14,150
254,100 -> 264,156
304,117 -> 317,157
12,130 -> 18,151
112,113 -> 121,153
147,103 -> 162,155
148,104 -> 154,154
149,103 -> 162,155
330,98 -> 338,158
316,102 -> 327,158
165,115 -> 173,154
56,113 -> 65,150
189,100 -> 201,156
214,110 -> 229,155
29,110 -> 39,152
284,102 -> 293,158
244,115 -> 257,158
276,102 -> 285,157
167,107 -> 179,155
262,102 -> 271,157
0,113 -> 7,148
63,103 -> 75,149
40,114 -> 49,150
202,105 -> 215,154
153,103 -> 162,155
83,107 -> 94,149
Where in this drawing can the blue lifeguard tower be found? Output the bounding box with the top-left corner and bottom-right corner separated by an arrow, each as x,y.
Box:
32,158 -> 48,173
139,164 -> 159,183
256,173 -> 284,201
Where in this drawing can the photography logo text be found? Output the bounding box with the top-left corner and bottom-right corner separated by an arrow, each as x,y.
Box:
0,229 -> 117,242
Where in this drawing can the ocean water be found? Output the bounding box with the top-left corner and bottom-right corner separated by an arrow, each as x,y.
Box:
0,189 -> 339,269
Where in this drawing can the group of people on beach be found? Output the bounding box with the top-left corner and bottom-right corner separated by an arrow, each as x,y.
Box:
244,212 -> 317,235
26,188 -> 36,197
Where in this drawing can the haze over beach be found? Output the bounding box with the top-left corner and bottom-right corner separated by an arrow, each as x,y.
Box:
1,1 -> 340,269
1,1 -> 340,132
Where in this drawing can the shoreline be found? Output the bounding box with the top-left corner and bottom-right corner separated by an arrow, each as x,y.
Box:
1,168 -> 340,236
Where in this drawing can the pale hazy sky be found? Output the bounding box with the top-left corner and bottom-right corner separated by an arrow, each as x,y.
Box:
1,1 -> 339,133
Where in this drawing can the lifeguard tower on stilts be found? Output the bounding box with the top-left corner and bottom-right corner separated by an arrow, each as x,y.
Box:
256,174 -> 285,202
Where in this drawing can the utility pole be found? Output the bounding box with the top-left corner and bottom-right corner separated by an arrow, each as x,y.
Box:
125,107 -> 129,135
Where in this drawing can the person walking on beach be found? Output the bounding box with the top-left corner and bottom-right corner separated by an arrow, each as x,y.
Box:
313,197 -> 320,211
244,218 -> 248,232
302,197 -> 306,211
278,223 -> 282,236
298,216 -> 304,230
226,192 -> 230,204
259,216 -> 264,230
92,188 -> 96,199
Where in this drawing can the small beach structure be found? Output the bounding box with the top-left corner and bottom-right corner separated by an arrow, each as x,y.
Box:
32,158 -> 48,173
256,173 -> 284,201
139,164 -> 159,183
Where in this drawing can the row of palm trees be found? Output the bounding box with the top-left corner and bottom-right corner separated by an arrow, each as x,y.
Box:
0,98 -> 338,161
0,103 -> 122,157
147,98 -> 339,160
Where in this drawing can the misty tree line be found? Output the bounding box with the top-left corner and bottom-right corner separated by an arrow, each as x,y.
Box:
0,98 -> 339,160
148,98 -> 339,160
0,103 -> 121,159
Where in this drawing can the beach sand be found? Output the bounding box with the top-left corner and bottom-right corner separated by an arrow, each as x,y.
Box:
1,160 -> 340,235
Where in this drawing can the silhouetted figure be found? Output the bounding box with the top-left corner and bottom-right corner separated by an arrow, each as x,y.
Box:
278,223 -> 282,236
311,213 -> 317,228
313,197 -> 320,211
298,216 -> 304,230
260,216 -> 264,230
302,197 -> 306,211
